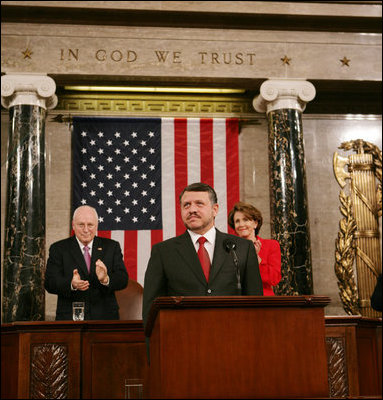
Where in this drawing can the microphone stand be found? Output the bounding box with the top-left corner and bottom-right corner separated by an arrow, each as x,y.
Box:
230,248 -> 242,295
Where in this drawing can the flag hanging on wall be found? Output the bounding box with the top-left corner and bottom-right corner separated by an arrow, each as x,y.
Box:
72,117 -> 239,285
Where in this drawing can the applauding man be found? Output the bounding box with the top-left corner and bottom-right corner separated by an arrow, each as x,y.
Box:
45,205 -> 128,320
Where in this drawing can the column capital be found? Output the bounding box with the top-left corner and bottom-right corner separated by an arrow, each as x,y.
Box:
1,73 -> 58,110
253,79 -> 316,114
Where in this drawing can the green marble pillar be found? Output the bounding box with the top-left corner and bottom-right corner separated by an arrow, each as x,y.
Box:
253,79 -> 316,295
268,108 -> 313,295
2,105 -> 47,321
1,73 -> 57,322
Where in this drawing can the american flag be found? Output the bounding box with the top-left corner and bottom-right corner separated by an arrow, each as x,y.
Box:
72,117 -> 239,285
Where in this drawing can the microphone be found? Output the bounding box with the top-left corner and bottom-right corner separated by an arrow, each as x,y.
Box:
223,239 -> 242,293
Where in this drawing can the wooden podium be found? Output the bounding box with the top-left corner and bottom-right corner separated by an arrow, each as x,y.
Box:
145,295 -> 331,399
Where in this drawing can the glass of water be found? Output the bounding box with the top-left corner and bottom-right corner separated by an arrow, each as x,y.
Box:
125,379 -> 143,399
72,302 -> 85,321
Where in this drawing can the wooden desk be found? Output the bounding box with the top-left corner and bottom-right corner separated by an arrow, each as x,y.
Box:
325,316 -> 382,398
1,320 -> 147,399
2,314 -> 381,399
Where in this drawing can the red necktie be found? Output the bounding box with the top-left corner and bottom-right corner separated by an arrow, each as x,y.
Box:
197,237 -> 211,282
84,245 -> 91,273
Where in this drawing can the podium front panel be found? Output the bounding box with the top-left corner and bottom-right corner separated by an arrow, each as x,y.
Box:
147,296 -> 330,399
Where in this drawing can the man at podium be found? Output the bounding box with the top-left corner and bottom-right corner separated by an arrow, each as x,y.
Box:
143,182 -> 263,329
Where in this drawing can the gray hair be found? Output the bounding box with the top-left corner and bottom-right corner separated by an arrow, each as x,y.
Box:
72,205 -> 98,222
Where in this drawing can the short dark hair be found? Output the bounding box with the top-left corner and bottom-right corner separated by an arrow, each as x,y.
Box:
228,201 -> 263,236
179,182 -> 218,205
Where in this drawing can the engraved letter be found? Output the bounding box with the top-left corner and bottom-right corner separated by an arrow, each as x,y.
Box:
68,49 -> 79,61
173,51 -> 182,63
155,51 -> 169,62
223,53 -> 232,65
211,53 -> 220,64
127,51 -> 137,62
199,52 -> 208,64
111,50 -> 123,62
247,53 -> 256,65
96,50 -> 106,61
235,53 -> 244,65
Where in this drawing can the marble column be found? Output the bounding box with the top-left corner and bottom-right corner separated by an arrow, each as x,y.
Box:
253,79 -> 316,295
1,74 -> 57,322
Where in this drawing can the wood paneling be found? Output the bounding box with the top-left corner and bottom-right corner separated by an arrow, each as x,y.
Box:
2,313 -> 381,399
1,321 -> 147,399
325,316 -> 382,398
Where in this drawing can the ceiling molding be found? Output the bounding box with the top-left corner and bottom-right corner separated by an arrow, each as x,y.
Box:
1,4 -> 381,33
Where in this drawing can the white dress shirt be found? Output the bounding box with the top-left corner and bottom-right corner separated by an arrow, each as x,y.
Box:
188,226 -> 216,264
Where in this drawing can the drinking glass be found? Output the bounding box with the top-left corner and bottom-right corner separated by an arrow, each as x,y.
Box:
124,379 -> 143,399
72,302 -> 85,321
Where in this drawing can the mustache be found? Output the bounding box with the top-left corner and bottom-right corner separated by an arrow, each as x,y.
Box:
187,212 -> 200,219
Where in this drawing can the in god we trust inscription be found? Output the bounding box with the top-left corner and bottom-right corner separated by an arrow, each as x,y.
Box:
59,48 -> 257,66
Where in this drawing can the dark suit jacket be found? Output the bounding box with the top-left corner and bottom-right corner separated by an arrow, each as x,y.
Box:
44,235 -> 129,320
142,228 -> 263,329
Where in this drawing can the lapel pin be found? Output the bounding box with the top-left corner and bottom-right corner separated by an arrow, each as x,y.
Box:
98,248 -> 102,250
